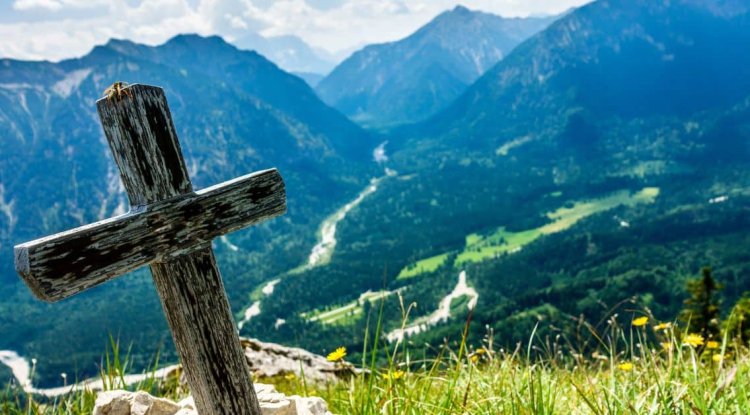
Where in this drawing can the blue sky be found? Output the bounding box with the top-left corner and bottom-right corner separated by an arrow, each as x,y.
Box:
0,0 -> 591,62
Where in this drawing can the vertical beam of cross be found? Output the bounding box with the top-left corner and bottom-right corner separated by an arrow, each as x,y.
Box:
95,85 -> 262,414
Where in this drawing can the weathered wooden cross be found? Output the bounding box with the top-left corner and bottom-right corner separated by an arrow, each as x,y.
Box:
13,84 -> 286,414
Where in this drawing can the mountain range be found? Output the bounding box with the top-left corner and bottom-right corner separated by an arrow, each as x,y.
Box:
0,34 -> 374,386
316,6 -> 558,127
2,0 -> 750,390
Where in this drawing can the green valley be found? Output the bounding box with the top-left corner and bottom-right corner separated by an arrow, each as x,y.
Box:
398,187 -> 660,276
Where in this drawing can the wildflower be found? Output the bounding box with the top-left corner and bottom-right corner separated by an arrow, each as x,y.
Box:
617,362 -> 634,371
706,341 -> 720,349
683,333 -> 704,347
326,347 -> 347,362
382,370 -> 405,380
632,316 -> 649,327
712,354 -> 726,363
660,342 -> 673,351
653,322 -> 672,331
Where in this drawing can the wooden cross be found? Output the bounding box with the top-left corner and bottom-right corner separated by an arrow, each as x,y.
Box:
13,84 -> 286,415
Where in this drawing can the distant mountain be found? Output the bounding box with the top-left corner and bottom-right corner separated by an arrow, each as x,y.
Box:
316,6 -> 558,127
418,0 -> 750,149
0,34 -> 374,386
230,32 -> 336,75
294,71 -> 325,88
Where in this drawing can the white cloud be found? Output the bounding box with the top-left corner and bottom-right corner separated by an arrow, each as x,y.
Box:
13,0 -> 107,11
0,0 -> 591,62
13,0 -> 64,11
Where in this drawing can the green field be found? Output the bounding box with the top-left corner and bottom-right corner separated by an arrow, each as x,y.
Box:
456,187 -> 659,264
397,253 -> 452,280
397,187 -> 660,273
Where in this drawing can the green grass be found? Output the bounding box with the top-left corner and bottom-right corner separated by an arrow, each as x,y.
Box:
298,313 -> 748,415
6,305 -> 750,414
396,253 -> 452,280
1,336 -> 176,415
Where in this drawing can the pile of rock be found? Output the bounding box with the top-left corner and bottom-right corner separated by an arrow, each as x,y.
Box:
93,383 -> 332,415
241,338 -> 355,382
93,338 -> 347,415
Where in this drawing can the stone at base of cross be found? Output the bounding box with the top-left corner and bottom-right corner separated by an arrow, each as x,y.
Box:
93,384 -> 333,415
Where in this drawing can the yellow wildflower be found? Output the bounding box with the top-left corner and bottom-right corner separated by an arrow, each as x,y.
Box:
617,362 -> 634,371
326,347 -> 347,362
632,316 -> 649,327
660,342 -> 673,351
706,341 -> 720,349
712,354 -> 725,363
683,333 -> 704,347
653,322 -> 672,331
382,370 -> 405,380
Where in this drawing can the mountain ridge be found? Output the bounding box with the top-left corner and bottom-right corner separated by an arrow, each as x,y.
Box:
0,33 -> 376,387
316,6 -> 558,127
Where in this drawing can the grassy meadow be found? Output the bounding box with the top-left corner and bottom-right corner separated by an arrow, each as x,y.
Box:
3,307 -> 749,414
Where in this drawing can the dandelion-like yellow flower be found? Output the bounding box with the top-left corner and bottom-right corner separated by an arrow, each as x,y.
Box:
660,342 -> 673,351
632,316 -> 649,327
326,347 -> 347,362
653,322 -> 672,331
683,333 -> 704,347
706,341 -> 720,349
382,370 -> 405,380
712,354 -> 725,363
617,362 -> 634,371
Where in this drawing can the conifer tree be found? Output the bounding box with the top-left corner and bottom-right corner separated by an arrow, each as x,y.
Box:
679,267 -> 722,340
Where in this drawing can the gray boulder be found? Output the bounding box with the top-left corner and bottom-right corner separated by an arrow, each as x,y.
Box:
241,338 -> 355,382
93,383 -> 332,415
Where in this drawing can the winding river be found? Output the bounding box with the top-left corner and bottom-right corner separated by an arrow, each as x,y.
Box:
0,349 -> 179,397
307,169 -> 395,268
387,270 -> 478,343
237,168 -> 395,325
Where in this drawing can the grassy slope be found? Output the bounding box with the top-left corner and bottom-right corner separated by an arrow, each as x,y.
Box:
4,313 -> 749,414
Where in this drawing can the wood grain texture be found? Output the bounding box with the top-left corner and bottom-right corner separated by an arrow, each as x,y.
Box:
14,84 -> 272,414
15,169 -> 285,302
151,247 -> 262,415
97,84 -> 193,207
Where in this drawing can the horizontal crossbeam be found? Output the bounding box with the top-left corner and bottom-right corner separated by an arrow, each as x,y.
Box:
14,168 -> 285,302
